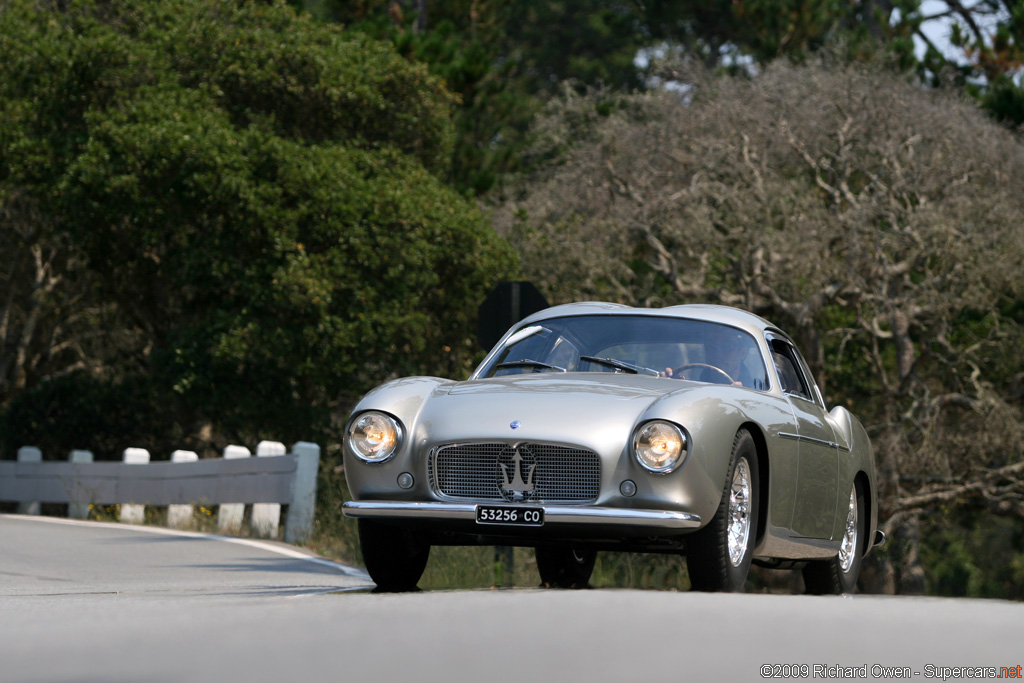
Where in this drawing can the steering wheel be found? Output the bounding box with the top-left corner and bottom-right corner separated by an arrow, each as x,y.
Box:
672,363 -> 735,385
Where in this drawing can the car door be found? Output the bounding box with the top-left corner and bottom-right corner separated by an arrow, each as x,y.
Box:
769,336 -> 840,540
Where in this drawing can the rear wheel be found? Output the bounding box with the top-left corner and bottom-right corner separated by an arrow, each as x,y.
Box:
686,429 -> 759,592
536,545 -> 597,588
357,519 -> 430,592
803,482 -> 865,594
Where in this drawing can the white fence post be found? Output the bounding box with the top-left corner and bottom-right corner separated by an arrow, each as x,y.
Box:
217,444 -> 250,533
67,450 -> 94,519
15,447 -> 43,515
251,441 -> 286,538
119,448 -> 150,523
284,442 -> 320,544
166,450 -> 199,528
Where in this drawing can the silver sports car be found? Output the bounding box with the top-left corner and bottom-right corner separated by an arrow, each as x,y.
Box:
342,303 -> 881,592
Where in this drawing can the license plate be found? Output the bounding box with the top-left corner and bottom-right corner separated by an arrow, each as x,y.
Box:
476,505 -> 544,526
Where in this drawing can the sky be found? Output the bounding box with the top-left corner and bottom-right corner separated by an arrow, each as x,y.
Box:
916,1 -> 959,61
915,0 -> 1023,85
637,1 -> 1021,88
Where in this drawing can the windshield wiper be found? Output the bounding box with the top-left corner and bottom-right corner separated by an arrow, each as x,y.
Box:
580,356 -> 658,376
494,359 -> 567,372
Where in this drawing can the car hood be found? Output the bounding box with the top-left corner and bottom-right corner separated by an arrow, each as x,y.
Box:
414,373 -> 687,452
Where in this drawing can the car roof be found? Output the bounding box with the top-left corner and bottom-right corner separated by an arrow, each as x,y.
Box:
518,302 -> 779,338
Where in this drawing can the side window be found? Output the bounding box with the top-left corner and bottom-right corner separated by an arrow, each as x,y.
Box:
792,346 -> 827,408
769,338 -> 812,401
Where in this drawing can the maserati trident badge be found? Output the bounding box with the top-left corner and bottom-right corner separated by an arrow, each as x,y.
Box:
499,448 -> 537,502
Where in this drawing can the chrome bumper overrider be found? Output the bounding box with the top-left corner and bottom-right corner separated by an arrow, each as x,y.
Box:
342,501 -> 701,529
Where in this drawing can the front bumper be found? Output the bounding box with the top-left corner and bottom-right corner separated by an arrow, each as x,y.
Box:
342,501 -> 702,530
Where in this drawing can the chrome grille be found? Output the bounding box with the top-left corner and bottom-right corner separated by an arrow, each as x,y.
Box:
431,442 -> 600,503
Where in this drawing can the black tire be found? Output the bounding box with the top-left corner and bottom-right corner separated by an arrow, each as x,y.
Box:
686,429 -> 759,592
536,545 -> 597,588
803,481 -> 865,595
357,519 -> 430,592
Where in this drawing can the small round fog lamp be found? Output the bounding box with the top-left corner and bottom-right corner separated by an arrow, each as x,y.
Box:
620,479 -> 637,497
397,472 -> 415,489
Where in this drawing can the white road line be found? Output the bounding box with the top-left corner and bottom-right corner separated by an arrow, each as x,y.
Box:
1,513 -> 370,580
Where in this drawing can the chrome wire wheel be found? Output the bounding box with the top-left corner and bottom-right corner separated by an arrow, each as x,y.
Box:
803,481 -> 866,594
838,485 -> 858,573
727,458 -> 753,567
687,430 -> 758,592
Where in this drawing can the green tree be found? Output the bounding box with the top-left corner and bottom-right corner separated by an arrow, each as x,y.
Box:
294,1 -> 930,194
306,1 -> 712,194
296,1 -> 1023,198
0,0 -> 517,458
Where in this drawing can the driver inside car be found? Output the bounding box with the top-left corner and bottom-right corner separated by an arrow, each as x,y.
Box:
661,328 -> 755,387
703,329 -> 755,387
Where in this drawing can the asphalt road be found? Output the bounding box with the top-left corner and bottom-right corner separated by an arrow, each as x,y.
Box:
2,513 -> 1022,683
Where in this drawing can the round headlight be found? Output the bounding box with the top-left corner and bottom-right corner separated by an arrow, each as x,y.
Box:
633,421 -> 687,473
347,411 -> 402,463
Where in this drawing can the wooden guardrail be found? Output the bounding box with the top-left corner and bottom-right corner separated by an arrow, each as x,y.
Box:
0,441 -> 320,544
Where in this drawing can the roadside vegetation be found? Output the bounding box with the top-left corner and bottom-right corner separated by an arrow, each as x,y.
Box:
3,0 -> 1023,599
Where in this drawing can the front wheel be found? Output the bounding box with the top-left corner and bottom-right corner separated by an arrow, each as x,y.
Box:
357,519 -> 430,592
803,482 -> 865,594
686,429 -> 759,592
536,545 -> 597,588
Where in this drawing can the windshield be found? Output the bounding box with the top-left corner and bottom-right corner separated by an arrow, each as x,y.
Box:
479,315 -> 770,391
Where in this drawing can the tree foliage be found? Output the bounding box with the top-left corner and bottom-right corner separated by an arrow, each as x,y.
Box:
299,1 -> 1023,183
0,0 -> 517,457
305,0 -> 886,194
